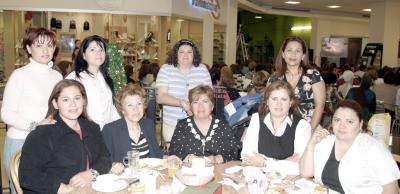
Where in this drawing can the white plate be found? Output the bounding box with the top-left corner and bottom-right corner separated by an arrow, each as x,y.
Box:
96,174 -> 119,182
139,158 -> 167,171
92,179 -> 128,193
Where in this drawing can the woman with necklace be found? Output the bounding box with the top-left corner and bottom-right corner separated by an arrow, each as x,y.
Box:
169,85 -> 240,166
156,39 -> 212,143
102,84 -> 163,174
267,36 -> 325,130
241,81 -> 311,172
66,35 -> 120,129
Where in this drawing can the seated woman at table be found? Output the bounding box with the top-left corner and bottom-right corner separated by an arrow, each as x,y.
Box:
300,99 -> 400,194
102,83 -> 163,173
241,80 -> 311,170
19,79 -> 111,194
169,85 -> 241,166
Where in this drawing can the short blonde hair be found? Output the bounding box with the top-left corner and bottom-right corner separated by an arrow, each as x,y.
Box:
115,83 -> 146,114
189,85 -> 214,105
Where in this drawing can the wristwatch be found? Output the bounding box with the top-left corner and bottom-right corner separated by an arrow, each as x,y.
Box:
90,168 -> 99,181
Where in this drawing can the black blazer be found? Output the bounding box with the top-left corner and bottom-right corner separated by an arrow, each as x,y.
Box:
19,113 -> 111,194
102,117 -> 163,162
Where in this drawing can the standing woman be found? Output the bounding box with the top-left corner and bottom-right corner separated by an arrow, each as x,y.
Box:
156,39 -> 212,142
66,35 -> 119,129
1,28 -> 62,194
267,36 -> 325,130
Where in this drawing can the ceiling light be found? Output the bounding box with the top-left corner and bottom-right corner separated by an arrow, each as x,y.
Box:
285,1 -> 301,4
176,19 -> 184,22
291,25 -> 312,31
327,5 -> 341,9
362,8 -> 371,12
255,16 -> 262,19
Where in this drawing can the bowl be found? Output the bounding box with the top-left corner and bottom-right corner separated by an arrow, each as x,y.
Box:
174,169 -> 214,186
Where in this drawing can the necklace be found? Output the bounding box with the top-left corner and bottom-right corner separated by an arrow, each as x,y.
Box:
187,118 -> 219,155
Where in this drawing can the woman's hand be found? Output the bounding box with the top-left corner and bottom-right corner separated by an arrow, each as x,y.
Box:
241,153 -> 265,167
69,170 -> 93,188
110,162 -> 125,175
180,100 -> 193,116
205,155 -> 224,166
57,183 -> 74,194
308,128 -> 330,148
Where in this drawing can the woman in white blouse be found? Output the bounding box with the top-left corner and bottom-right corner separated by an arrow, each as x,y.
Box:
241,80 -> 311,172
1,28 -> 62,194
66,35 -> 119,129
300,99 -> 399,194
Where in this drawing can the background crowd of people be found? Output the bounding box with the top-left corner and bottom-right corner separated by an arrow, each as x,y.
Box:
1,27 -> 399,194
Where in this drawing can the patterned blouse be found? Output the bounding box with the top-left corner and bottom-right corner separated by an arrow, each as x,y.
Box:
169,116 -> 240,162
267,68 -> 323,122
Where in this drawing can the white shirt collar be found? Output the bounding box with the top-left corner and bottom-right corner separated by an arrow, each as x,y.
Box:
263,113 -> 293,136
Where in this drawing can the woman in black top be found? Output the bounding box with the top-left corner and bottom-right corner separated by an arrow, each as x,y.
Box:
169,85 -> 241,166
19,79 -> 111,194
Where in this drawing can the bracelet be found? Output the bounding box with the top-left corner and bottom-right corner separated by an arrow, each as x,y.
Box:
90,168 -> 99,182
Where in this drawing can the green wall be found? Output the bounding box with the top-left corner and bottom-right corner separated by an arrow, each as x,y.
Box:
238,11 -> 311,62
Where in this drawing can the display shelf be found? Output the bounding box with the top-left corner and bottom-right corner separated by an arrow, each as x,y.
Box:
213,32 -> 225,65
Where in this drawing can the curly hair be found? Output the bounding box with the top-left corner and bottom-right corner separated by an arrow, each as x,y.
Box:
258,80 -> 299,121
274,36 -> 310,77
166,39 -> 201,67
115,83 -> 147,115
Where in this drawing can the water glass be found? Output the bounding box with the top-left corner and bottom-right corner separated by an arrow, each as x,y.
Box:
123,150 -> 140,175
167,157 -> 179,178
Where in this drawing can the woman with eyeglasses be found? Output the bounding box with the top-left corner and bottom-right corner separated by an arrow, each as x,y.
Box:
66,35 -> 119,129
1,28 -> 62,194
155,39 -> 212,143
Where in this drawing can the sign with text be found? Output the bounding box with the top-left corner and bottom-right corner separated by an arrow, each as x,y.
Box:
191,0 -> 220,19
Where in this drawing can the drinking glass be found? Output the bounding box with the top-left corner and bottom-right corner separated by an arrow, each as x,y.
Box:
123,150 -> 140,175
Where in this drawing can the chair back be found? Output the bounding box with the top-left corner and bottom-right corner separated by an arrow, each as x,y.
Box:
376,100 -> 385,113
10,149 -> 22,194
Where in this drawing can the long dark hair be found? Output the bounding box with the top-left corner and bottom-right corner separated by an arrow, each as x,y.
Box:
74,35 -> 114,94
46,79 -> 89,120
166,39 -> 201,67
353,75 -> 373,106
258,80 -> 299,121
274,36 -> 310,77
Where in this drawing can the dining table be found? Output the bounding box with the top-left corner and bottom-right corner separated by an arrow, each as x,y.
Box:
70,161 -> 250,194
69,159 -> 334,194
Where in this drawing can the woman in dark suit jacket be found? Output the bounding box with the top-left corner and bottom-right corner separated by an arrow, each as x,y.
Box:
102,84 -> 163,173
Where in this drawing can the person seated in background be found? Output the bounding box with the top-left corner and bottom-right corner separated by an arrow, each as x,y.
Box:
220,66 -> 241,101
372,69 -> 399,116
300,99 -> 400,194
337,70 -> 354,99
102,84 -> 163,174
169,85 -> 241,166
241,81 -> 311,171
19,80 -> 111,194
346,75 -> 376,122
